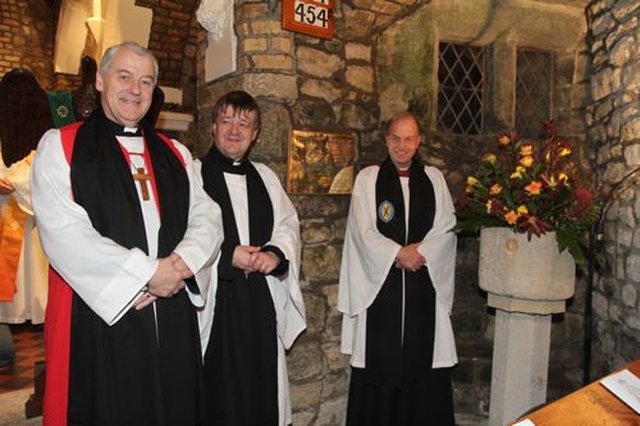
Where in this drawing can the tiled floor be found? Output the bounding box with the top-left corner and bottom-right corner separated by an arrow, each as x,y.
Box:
0,324 -> 44,394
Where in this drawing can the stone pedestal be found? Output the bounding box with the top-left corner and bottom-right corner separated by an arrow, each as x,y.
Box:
479,227 -> 576,426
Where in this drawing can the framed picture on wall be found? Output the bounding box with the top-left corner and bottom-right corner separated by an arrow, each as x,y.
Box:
286,129 -> 356,195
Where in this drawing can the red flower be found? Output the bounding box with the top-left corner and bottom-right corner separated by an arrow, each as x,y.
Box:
575,187 -> 594,207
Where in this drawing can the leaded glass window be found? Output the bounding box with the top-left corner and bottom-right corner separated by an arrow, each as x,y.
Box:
516,49 -> 552,138
437,43 -> 485,135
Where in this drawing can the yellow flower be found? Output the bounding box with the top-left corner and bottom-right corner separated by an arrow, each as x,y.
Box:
489,184 -> 502,195
559,147 -> 571,157
504,210 -> 518,225
517,205 -> 528,216
485,200 -> 493,214
510,166 -> 526,179
520,155 -> 534,168
467,176 -> 478,186
499,134 -> 512,145
545,174 -> 558,188
483,153 -> 497,165
520,144 -> 533,156
559,173 -> 568,183
525,181 -> 543,195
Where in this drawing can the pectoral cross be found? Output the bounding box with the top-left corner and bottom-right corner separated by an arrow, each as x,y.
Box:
133,167 -> 152,200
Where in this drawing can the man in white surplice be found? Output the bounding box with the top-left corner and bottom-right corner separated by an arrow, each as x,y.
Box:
197,90 -> 306,426
31,41 -> 223,426
338,111 -> 458,425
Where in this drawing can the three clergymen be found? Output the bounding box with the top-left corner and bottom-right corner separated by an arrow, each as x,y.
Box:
31,41 -> 456,426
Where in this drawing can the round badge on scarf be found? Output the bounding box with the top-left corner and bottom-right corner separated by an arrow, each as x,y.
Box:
378,200 -> 395,223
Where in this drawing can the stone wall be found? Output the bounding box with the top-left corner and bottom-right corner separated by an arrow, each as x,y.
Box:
585,0 -> 640,379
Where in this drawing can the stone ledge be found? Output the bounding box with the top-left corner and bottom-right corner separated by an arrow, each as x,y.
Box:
156,111 -> 193,132
487,293 -> 568,315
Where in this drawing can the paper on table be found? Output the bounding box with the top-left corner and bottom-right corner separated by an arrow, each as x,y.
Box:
512,419 -> 535,426
600,368 -> 640,414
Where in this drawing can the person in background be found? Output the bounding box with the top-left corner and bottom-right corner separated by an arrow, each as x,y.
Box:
31,41 -> 223,425
338,111 -> 458,425
0,147 -> 49,367
198,90 -> 306,426
327,134 -> 357,194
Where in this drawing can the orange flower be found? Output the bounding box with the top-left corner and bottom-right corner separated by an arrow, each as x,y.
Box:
499,134 -> 512,145
525,181 -> 543,195
504,210 -> 518,225
517,205 -> 528,216
520,144 -> 533,156
520,156 -> 533,168
489,184 -> 503,195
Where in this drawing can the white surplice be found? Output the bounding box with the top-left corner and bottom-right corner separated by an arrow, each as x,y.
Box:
0,149 -> 49,324
196,161 -> 306,426
338,164 -> 458,369
31,129 -> 223,326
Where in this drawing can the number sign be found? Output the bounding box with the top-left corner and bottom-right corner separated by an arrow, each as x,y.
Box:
282,0 -> 333,40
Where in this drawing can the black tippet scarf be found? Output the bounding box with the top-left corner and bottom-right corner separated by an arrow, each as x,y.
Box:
200,146 -> 276,279
366,156 -> 437,386
200,146 -> 281,425
70,107 -> 190,255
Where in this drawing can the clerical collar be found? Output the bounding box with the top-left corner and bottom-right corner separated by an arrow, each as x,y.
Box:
212,146 -> 248,175
105,118 -> 142,137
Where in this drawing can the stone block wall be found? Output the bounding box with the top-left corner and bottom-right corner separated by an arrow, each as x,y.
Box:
585,0 -> 640,379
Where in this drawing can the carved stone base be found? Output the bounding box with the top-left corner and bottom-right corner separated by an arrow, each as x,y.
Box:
478,227 -> 577,425
479,227 -> 576,314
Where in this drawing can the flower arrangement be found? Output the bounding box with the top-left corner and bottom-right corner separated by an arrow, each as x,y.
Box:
455,121 -> 600,264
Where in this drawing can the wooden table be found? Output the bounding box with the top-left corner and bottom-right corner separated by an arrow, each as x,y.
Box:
509,360 -> 640,425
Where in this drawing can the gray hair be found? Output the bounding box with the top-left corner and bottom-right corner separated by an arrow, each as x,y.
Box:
99,41 -> 159,84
